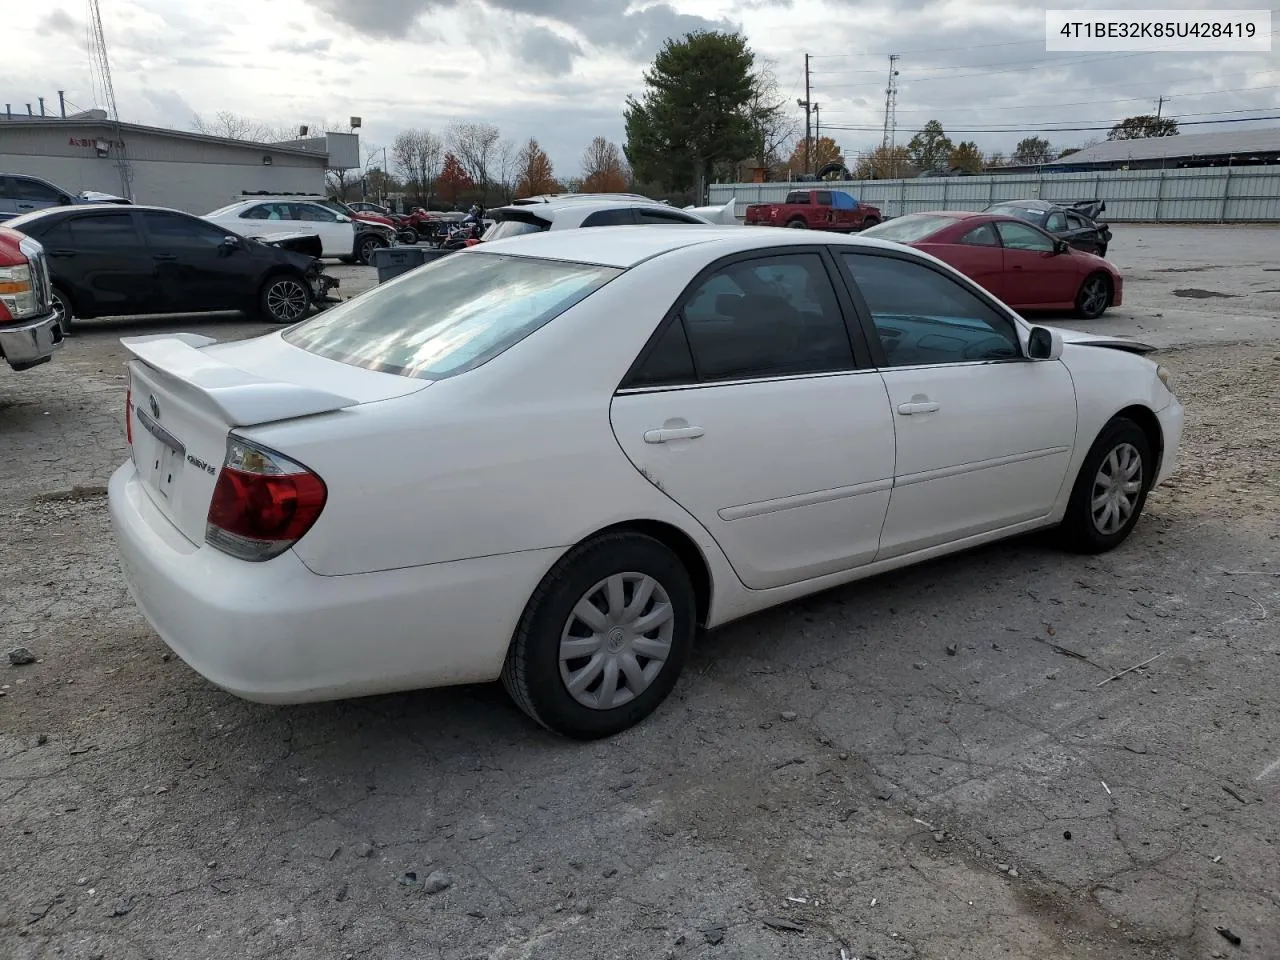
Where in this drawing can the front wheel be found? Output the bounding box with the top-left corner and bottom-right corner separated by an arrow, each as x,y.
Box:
357,235 -> 384,265
1057,417 -> 1153,554
258,275 -> 311,324
501,532 -> 697,740
1075,272 -> 1111,319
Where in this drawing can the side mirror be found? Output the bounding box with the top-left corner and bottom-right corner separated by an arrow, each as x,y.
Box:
1027,326 -> 1064,361
336,215 -> 351,223
220,236 -> 241,253
1053,238 -> 1070,255
60,195 -> 73,206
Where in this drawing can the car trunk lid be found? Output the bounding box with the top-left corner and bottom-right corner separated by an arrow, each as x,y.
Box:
123,332 -> 431,546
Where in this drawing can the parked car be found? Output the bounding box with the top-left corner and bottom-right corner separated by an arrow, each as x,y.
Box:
0,224 -> 62,370
744,189 -> 882,232
348,201 -> 392,216
204,198 -> 393,264
859,211 -> 1122,319
482,196 -> 713,243
0,173 -> 130,222
107,226 -> 1182,739
984,199 -> 1112,257
6,204 -> 336,328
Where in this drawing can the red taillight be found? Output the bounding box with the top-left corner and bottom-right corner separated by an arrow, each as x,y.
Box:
205,438 -> 326,562
125,386 -> 133,445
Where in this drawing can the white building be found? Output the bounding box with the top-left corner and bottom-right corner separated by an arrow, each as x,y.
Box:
0,111 -> 359,214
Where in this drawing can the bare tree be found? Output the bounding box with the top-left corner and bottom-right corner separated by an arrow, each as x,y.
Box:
448,122 -> 501,189
192,111 -> 277,142
581,136 -> 629,192
492,138 -> 516,204
391,129 -> 444,204
747,61 -> 797,169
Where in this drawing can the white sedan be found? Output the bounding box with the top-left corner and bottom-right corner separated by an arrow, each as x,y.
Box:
108,226 -> 1183,739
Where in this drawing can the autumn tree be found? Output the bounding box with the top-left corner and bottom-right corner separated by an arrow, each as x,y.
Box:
1107,114 -> 1179,140
448,122 -> 502,190
1011,136 -> 1055,165
948,140 -> 984,174
515,138 -> 558,197
436,152 -> 474,204
624,31 -> 759,198
986,150 -> 1007,167
392,128 -> 444,204
581,137 -> 630,192
854,145 -> 911,180
907,120 -> 954,173
787,136 -> 843,174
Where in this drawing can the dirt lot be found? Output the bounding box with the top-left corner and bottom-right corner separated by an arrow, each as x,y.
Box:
2,228 -> 1278,960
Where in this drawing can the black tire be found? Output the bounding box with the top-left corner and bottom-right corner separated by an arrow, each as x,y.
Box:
339,256 -> 356,265
861,218 -> 881,230
357,235 -> 384,265
50,284 -> 74,336
501,532 -> 697,740
258,274 -> 311,324
1097,243 -> 1109,258
1057,417 -> 1154,554
785,218 -> 807,229
1075,272 -> 1112,319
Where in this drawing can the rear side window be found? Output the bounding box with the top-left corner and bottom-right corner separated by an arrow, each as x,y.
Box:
283,252 -> 620,380
958,223 -> 1000,246
580,208 -> 636,227
815,191 -> 833,206
9,177 -> 64,203
483,219 -> 547,241
784,191 -> 809,204
68,213 -> 143,247
635,209 -> 704,225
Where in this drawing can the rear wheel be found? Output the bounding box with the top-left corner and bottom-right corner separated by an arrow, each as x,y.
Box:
501,532 -> 697,740
786,218 -> 807,229
50,284 -> 74,336
258,274 -> 311,324
861,217 -> 881,229
1075,272 -> 1111,319
1057,417 -> 1153,554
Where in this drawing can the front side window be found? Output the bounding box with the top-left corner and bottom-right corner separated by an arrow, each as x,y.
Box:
482,218 -> 548,241
1045,211 -> 1067,232
580,208 -> 637,227
141,211 -> 226,248
958,223 -> 1000,246
635,209 -> 704,225
293,203 -> 339,222
10,177 -> 64,203
995,220 -> 1054,252
283,252 -> 620,380
815,191 -> 833,206
841,253 -> 1021,366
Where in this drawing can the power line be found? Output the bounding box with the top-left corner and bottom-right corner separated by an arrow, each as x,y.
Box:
822,113 -> 1280,134
820,83 -> 1279,116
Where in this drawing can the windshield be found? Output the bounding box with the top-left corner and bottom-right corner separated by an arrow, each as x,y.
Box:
482,219 -> 548,242
859,215 -> 956,243
282,251 -> 619,380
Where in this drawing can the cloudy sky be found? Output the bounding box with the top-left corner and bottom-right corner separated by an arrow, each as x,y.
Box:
6,0 -> 1277,177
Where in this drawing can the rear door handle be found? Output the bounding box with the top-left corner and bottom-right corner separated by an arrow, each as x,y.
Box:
51,249 -> 77,258
897,401 -> 940,415
152,254 -> 178,261
644,426 -> 705,443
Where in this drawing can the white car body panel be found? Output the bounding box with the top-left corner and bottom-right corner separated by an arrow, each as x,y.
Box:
203,200 -> 355,258
684,196 -> 740,224
107,226 -> 1183,705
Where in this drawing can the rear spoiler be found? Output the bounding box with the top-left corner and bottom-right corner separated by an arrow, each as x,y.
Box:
121,333 -> 359,427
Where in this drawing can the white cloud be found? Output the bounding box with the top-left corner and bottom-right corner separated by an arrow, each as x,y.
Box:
5,0 -> 1275,181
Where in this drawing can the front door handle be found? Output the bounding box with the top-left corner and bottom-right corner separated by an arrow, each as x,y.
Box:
153,254 -> 178,261
644,425 -> 705,443
897,400 -> 940,415
51,249 -> 77,258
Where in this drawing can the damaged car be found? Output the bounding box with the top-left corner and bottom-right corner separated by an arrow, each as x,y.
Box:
984,199 -> 1112,257
4,204 -> 337,330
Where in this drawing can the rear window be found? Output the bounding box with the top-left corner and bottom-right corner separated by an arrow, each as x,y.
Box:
282,252 -> 620,380
784,191 -> 810,204
858,215 -> 956,243
988,204 -> 1046,224
482,218 -> 547,241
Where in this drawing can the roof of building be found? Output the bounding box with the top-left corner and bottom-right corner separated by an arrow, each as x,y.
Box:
0,116 -> 327,159
1045,126 -> 1280,165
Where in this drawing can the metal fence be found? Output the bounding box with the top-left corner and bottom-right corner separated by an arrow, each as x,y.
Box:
709,165 -> 1280,223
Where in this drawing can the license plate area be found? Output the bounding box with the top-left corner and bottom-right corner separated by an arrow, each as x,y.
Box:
133,407 -> 186,500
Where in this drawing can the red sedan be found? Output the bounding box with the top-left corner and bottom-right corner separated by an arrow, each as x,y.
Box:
860,211 -> 1122,319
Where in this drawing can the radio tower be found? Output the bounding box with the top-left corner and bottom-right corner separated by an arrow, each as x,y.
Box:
880,52 -> 901,156
86,0 -> 133,200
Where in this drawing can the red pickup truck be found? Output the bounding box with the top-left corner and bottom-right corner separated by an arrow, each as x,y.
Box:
744,189 -> 882,232
0,225 -> 61,372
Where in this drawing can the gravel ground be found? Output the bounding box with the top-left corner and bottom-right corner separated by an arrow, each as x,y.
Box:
2,228 -> 1278,960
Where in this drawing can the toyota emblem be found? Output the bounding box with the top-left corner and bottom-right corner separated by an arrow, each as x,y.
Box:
148,395 -> 160,419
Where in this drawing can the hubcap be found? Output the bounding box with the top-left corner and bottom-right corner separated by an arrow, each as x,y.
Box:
266,280 -> 308,321
1091,442 -> 1143,535
558,572 -> 675,711
51,293 -> 70,332
1082,278 -> 1107,314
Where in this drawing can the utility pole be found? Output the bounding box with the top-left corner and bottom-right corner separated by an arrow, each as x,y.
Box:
797,53 -> 813,176
1155,96 -> 1165,118
814,103 -> 821,148
881,54 -> 900,176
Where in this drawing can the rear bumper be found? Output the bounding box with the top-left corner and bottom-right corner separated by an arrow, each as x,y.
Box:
0,312 -> 62,371
108,461 -> 559,704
